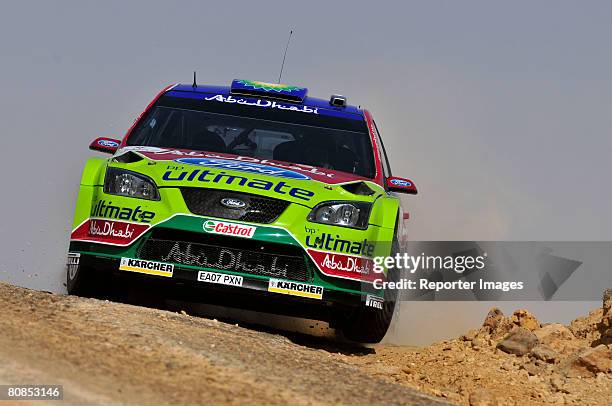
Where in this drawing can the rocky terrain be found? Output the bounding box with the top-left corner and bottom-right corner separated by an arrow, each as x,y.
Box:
341,291 -> 612,405
0,281 -> 610,405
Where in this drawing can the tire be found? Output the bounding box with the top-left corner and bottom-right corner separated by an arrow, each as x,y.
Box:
66,261 -> 109,298
340,297 -> 396,343
340,237 -> 400,343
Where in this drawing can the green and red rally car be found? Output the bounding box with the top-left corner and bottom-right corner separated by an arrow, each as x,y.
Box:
67,79 -> 417,342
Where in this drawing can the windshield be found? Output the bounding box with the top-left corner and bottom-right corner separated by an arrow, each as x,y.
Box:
127,95 -> 375,178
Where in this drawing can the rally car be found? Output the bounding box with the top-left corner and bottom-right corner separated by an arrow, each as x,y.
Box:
66,79 -> 417,343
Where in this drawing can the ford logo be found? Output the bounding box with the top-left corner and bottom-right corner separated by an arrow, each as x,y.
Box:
390,178 -> 412,187
220,198 -> 247,209
98,139 -> 119,148
175,158 -> 311,180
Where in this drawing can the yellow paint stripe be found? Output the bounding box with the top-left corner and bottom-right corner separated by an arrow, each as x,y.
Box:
119,265 -> 173,278
268,286 -> 322,300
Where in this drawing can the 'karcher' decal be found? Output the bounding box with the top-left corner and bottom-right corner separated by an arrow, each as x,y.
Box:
268,279 -> 323,300
119,258 -> 174,277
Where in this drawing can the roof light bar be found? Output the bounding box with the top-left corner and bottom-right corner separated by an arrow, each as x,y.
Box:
230,79 -> 308,102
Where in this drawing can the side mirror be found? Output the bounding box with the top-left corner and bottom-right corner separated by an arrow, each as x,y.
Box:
90,137 -> 121,154
386,176 -> 418,194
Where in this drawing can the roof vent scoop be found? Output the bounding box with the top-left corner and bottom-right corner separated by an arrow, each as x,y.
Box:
330,94 -> 347,107
113,151 -> 144,164
341,182 -> 375,196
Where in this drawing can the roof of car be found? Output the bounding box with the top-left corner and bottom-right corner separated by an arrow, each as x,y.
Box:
166,83 -> 364,120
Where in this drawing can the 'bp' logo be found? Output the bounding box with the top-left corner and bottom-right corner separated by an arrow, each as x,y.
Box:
175,158 -> 310,180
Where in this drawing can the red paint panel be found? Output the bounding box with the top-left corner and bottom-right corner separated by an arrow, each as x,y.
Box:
307,249 -> 381,283
71,219 -> 150,246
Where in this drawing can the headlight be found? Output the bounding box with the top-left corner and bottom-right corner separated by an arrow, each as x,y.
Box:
307,201 -> 371,229
104,167 -> 160,200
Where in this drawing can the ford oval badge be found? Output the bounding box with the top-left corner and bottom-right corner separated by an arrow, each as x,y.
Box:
220,198 -> 247,209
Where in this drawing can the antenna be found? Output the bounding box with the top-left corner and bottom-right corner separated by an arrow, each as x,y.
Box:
278,30 -> 293,83
192,71 -> 197,88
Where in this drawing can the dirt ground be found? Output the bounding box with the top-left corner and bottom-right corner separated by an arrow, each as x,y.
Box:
0,282 -> 610,405
0,282 -> 446,406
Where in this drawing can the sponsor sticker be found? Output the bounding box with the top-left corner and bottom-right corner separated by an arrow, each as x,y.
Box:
197,271 -> 243,287
91,200 -> 156,223
122,146 -> 335,179
66,252 -> 80,281
307,249 -> 377,283
119,258 -> 174,277
160,241 -> 293,277
89,219 -> 135,239
162,167 -> 315,201
365,294 -> 384,310
203,219 -> 256,238
175,157 -> 311,180
70,219 -> 150,246
305,233 -> 375,257
204,94 -> 318,115
268,279 -> 323,300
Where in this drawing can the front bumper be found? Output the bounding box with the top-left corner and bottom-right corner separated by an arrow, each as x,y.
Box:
69,194 -> 390,319
71,252 -> 377,322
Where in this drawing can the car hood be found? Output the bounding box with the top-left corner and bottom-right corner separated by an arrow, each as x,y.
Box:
111,146 -> 384,206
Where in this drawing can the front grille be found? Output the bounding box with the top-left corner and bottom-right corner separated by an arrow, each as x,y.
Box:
181,188 -> 289,224
138,230 -> 310,282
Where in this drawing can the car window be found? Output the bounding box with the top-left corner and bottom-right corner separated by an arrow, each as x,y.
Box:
128,103 -> 376,178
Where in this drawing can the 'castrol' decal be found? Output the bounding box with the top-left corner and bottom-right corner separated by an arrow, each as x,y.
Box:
203,219 -> 256,238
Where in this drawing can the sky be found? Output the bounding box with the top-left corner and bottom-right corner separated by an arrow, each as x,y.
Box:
0,1 -> 610,342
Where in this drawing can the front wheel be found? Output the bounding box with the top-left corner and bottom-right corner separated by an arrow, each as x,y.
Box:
340,237 -> 400,343
66,255 -> 110,298
340,299 -> 396,343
